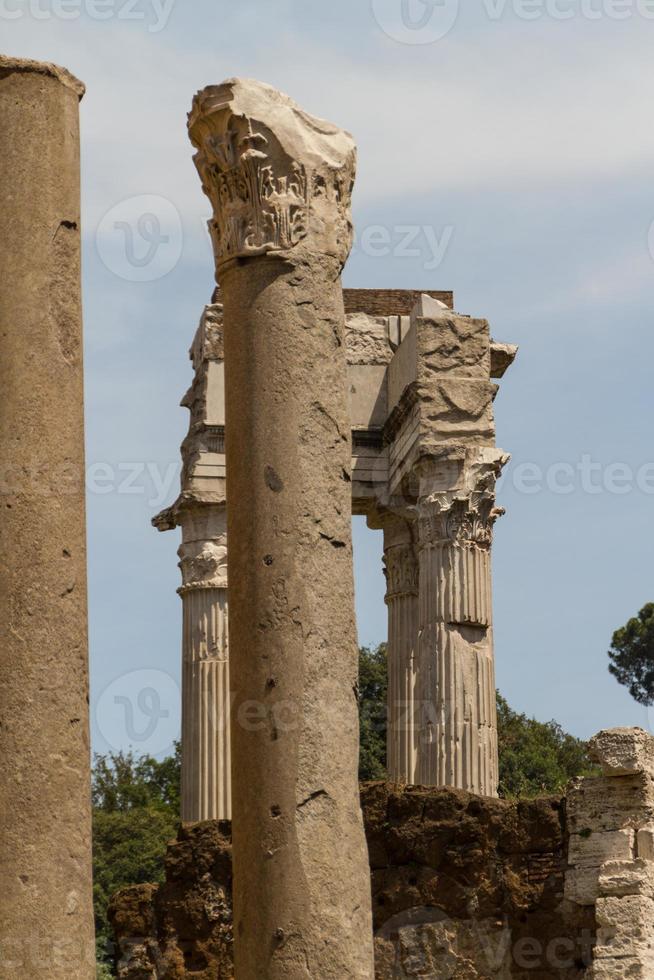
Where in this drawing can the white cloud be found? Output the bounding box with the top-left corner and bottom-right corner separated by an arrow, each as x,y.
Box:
6,11 -> 654,227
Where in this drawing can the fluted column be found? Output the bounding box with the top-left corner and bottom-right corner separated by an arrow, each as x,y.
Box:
189,78 -> 374,978
178,505 -> 230,821
415,450 -> 507,797
383,517 -> 419,784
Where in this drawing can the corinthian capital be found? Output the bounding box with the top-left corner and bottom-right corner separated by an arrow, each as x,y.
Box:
177,505 -> 228,593
417,447 -> 509,549
418,496 -> 505,549
384,544 -> 419,601
188,78 -> 356,270
178,538 -> 228,593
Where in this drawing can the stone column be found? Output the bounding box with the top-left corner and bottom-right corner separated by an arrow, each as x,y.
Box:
0,58 -> 95,977
189,78 -> 374,978
415,450 -> 506,797
178,505 -> 231,821
382,516 -> 419,784
153,300 -> 231,821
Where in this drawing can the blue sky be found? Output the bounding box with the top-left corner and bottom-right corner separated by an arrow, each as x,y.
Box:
5,0 -> 654,756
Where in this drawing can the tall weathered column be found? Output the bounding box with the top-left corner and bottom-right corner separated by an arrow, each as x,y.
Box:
189,79 -> 374,978
0,57 -> 95,977
416,450 -> 506,796
178,504 -> 231,821
382,515 -> 419,784
154,301 -> 233,821
384,296 -> 510,797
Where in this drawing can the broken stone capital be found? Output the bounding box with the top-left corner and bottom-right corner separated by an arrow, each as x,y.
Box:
188,77 -> 356,272
177,504 -> 228,594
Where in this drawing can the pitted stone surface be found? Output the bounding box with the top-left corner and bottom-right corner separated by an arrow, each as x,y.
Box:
190,78 -> 374,979
0,54 -> 94,978
110,786 -> 594,980
589,728 -> 654,777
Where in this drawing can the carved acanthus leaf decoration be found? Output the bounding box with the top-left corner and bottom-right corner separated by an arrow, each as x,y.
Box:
178,539 -> 228,592
189,79 -> 356,268
418,495 -> 505,549
384,544 -> 419,600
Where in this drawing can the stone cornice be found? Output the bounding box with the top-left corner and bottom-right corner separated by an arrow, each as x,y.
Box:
383,381 -> 420,445
152,490 -> 227,532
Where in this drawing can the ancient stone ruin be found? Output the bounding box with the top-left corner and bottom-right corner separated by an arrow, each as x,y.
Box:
111,725 -> 654,978
155,290 -> 516,817
3,58 -> 654,980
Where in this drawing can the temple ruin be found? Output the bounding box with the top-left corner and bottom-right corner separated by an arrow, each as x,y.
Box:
156,288 -> 516,817
3,56 -> 654,980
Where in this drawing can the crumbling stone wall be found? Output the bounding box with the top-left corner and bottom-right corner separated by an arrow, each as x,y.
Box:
109,821 -> 233,979
565,729 -> 654,978
109,785 -> 595,979
111,730 -> 654,978
366,784 -> 593,979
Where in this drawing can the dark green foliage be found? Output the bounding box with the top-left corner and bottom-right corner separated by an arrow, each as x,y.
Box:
93,745 -> 181,969
496,694 -> 596,798
358,644 -> 388,780
608,602 -> 654,705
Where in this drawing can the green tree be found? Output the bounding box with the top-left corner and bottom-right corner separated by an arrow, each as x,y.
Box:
496,694 -> 596,798
358,644 -> 388,780
608,602 -> 654,705
93,746 -> 181,970
93,744 -> 181,813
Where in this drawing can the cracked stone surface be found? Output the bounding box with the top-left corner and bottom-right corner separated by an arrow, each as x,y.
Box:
189,78 -> 373,979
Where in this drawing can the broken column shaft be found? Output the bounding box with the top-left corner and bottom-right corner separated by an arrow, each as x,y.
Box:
189,78 -> 374,978
0,56 -> 95,978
